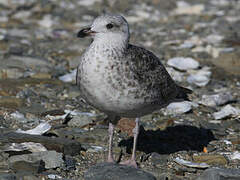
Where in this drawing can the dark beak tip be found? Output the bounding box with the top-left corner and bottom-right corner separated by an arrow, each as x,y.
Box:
77,30 -> 85,38
77,30 -> 87,38
77,27 -> 92,38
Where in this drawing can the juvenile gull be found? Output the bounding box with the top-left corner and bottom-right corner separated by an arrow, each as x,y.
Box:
76,14 -> 192,167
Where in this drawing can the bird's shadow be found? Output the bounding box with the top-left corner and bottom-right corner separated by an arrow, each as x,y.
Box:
118,125 -> 216,154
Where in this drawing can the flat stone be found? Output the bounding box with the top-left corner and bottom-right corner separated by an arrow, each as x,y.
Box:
167,57 -> 199,71
0,97 -> 25,109
68,114 -> 93,128
0,132 -> 82,156
197,168 -> 240,180
84,162 -> 156,180
200,92 -> 234,107
150,152 -> 168,167
10,159 -> 44,174
8,55 -> 50,69
213,105 -> 240,120
193,154 -> 228,166
9,151 -> 64,169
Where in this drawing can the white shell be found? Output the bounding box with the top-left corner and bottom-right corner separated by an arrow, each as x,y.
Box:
167,57 -> 199,70
59,69 -> 77,82
16,121 -> 51,135
187,67 -> 211,87
174,157 -> 209,168
213,105 -> 240,120
229,151 -> 240,160
165,101 -> 195,115
200,92 -> 233,107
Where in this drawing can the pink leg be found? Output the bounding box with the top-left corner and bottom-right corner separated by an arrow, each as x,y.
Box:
120,117 -> 139,168
107,122 -> 115,163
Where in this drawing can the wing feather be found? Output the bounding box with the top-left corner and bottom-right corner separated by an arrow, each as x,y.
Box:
126,44 -> 179,103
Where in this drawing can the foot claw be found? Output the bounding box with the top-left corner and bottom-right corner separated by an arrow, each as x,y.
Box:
120,159 -> 137,168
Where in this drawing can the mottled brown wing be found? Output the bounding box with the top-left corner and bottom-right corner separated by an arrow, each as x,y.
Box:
126,44 -> 179,103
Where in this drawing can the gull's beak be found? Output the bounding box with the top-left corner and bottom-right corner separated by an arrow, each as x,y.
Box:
77,26 -> 96,38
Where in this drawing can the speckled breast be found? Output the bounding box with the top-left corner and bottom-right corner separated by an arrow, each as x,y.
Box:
78,46 -> 159,117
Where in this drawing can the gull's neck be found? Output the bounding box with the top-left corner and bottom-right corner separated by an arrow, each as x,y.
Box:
91,33 -> 129,54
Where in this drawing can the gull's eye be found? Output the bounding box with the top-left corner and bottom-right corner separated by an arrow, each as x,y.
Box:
106,23 -> 114,29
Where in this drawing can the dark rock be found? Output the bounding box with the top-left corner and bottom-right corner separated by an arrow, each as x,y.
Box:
0,132 -> 82,156
150,152 -> 168,167
0,174 -> 16,180
197,168 -> 240,180
84,162 -> 156,180
10,160 -> 44,174
64,155 -> 76,171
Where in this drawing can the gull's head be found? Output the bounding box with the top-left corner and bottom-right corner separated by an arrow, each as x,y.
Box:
77,14 -> 130,43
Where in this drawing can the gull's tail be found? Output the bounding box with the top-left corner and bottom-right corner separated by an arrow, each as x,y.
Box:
176,86 -> 192,101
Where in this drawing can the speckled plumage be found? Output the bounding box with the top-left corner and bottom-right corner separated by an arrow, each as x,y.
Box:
76,14 -> 191,166
77,14 -> 191,122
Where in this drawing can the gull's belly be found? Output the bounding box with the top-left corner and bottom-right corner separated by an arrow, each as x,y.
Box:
79,57 -> 156,117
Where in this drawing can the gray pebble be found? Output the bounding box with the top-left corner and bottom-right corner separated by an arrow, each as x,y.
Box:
84,162 -> 156,180
197,168 -> 240,180
68,114 -> 93,127
9,150 -> 64,169
200,92 -> 233,107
